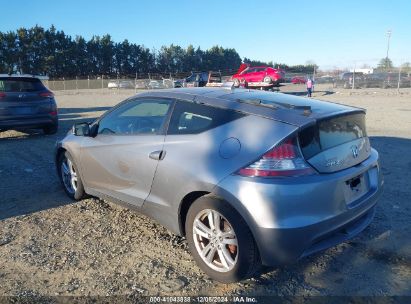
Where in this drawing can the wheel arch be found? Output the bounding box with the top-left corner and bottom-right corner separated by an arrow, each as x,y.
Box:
178,189 -> 261,251
179,191 -> 210,236
55,147 -> 67,166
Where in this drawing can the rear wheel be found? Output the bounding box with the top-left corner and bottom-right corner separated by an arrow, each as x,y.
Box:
57,151 -> 86,200
186,196 -> 260,282
263,76 -> 272,84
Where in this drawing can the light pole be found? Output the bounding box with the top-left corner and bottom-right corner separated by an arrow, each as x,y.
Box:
385,30 -> 392,68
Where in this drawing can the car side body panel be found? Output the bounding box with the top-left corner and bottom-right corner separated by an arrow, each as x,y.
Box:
79,134 -> 166,207
213,149 -> 383,265
143,114 -> 298,234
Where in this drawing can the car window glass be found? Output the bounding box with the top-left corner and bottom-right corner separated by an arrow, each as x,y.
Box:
0,78 -> 45,92
167,101 -> 245,135
98,99 -> 172,135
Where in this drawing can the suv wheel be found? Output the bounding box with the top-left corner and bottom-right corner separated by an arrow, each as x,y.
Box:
57,151 -> 86,200
186,196 -> 260,282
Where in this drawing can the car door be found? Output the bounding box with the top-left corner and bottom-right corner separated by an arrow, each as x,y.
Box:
241,68 -> 255,82
253,68 -> 266,82
79,97 -> 173,207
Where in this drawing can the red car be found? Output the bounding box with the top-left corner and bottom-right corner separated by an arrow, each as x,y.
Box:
291,76 -> 306,84
232,64 -> 285,87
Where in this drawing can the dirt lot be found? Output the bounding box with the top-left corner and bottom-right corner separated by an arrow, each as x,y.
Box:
0,84 -> 410,298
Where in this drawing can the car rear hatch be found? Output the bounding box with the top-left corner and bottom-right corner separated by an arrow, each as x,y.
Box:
206,90 -> 371,173
298,112 -> 370,173
0,77 -> 56,120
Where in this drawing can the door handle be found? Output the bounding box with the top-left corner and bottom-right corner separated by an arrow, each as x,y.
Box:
149,150 -> 166,161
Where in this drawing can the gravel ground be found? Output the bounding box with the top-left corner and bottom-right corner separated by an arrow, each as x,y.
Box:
0,84 -> 410,298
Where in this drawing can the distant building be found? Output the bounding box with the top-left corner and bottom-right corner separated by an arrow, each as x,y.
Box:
349,68 -> 374,74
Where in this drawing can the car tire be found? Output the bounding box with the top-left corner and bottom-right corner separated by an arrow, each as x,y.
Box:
263,76 -> 272,84
43,124 -> 58,135
185,195 -> 260,283
57,151 -> 86,200
233,78 -> 240,87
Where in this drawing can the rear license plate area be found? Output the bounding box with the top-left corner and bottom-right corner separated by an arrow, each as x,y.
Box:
13,107 -> 33,115
344,173 -> 369,206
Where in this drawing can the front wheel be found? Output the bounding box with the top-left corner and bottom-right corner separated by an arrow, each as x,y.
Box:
186,196 -> 260,282
233,78 -> 240,87
57,151 -> 86,200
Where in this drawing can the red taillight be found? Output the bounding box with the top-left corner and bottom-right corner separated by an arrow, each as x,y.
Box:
237,136 -> 316,177
39,91 -> 54,98
50,110 -> 58,116
0,92 -> 6,99
263,138 -> 296,159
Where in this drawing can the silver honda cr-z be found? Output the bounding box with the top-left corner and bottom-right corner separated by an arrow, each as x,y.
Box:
56,88 -> 383,282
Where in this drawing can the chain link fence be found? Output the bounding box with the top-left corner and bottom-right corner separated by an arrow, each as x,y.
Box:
42,63 -> 411,93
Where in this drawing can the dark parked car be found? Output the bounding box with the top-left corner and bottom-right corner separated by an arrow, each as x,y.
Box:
315,76 -> 335,84
0,75 -> 58,134
184,72 -> 209,87
56,87 -> 382,282
334,72 -> 365,88
362,72 -> 411,89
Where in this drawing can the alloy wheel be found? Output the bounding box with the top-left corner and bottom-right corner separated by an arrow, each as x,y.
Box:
192,209 -> 238,272
61,157 -> 78,194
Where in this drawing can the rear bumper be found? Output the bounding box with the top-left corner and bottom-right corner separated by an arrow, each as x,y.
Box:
215,148 -> 383,266
0,115 -> 58,129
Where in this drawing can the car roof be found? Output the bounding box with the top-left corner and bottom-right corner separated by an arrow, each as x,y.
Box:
0,74 -> 49,80
136,88 -> 362,127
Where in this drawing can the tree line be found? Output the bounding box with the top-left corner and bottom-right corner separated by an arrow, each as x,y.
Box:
0,25 -> 318,78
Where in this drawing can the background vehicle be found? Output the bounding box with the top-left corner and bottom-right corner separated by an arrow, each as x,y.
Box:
362,72 -> 411,89
334,72 -> 365,88
147,80 -> 162,89
232,64 -> 285,88
107,81 -> 118,89
184,72 -> 209,87
315,75 -> 335,84
56,88 -> 382,282
108,80 -> 134,89
0,75 -> 58,134
291,76 -> 306,84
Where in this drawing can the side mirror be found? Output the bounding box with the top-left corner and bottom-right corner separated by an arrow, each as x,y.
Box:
73,122 -> 90,136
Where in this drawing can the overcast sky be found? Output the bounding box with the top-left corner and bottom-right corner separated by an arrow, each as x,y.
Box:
1,0 -> 410,69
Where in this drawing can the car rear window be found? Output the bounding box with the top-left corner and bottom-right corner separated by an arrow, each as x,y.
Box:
0,78 -> 46,92
299,113 -> 367,159
167,101 -> 245,135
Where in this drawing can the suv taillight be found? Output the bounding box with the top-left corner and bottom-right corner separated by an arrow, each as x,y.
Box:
237,136 -> 316,177
39,91 -> 54,98
0,92 -> 6,99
